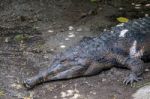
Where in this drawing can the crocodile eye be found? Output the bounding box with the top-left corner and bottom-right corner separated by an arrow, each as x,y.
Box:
60,59 -> 67,63
60,60 -> 69,65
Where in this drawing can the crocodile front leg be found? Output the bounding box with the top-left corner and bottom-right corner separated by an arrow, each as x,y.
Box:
123,58 -> 144,85
112,54 -> 145,85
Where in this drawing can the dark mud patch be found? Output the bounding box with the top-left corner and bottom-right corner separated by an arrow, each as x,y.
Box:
0,0 -> 150,99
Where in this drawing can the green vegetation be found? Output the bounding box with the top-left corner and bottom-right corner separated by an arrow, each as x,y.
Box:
14,34 -> 29,42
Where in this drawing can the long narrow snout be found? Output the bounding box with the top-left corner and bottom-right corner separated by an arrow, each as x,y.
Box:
23,62 -> 69,89
23,76 -> 40,89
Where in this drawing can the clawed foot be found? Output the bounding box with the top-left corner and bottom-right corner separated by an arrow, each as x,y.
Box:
123,73 -> 143,86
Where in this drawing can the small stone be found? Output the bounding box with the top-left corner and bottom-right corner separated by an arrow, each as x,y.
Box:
145,14 -> 149,17
131,3 -> 135,5
50,49 -> 54,51
4,37 -> 9,42
84,81 -> 89,84
102,78 -> 106,82
103,29 -> 107,31
132,85 -> 150,99
21,40 -> 24,43
145,4 -> 150,7
48,30 -> 54,33
44,55 -> 49,59
69,26 -> 74,30
60,45 -> 66,48
111,31 -> 114,33
145,69 -> 149,72
67,90 -> 74,96
76,28 -> 82,32
54,96 -> 57,98
61,92 -> 67,98
72,93 -> 80,99
119,7 -> 123,10
90,91 -> 96,95
68,34 -> 75,38
35,27 -> 40,29
99,7 -> 103,10
117,23 -> 124,27
65,38 -> 70,40
135,6 -> 141,9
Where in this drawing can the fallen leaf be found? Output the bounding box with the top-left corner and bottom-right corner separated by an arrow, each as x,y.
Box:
14,34 -> 29,42
0,91 -> 5,96
117,17 -> 129,23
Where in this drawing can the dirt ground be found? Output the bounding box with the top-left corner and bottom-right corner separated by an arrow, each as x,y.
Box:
0,0 -> 150,99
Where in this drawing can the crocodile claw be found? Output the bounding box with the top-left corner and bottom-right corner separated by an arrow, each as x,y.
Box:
123,73 -> 142,86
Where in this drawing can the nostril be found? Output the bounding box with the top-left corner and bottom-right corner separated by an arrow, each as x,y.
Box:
23,79 -> 32,89
26,79 -> 31,84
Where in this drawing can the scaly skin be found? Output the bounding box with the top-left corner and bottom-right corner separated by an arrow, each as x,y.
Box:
23,17 -> 150,89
